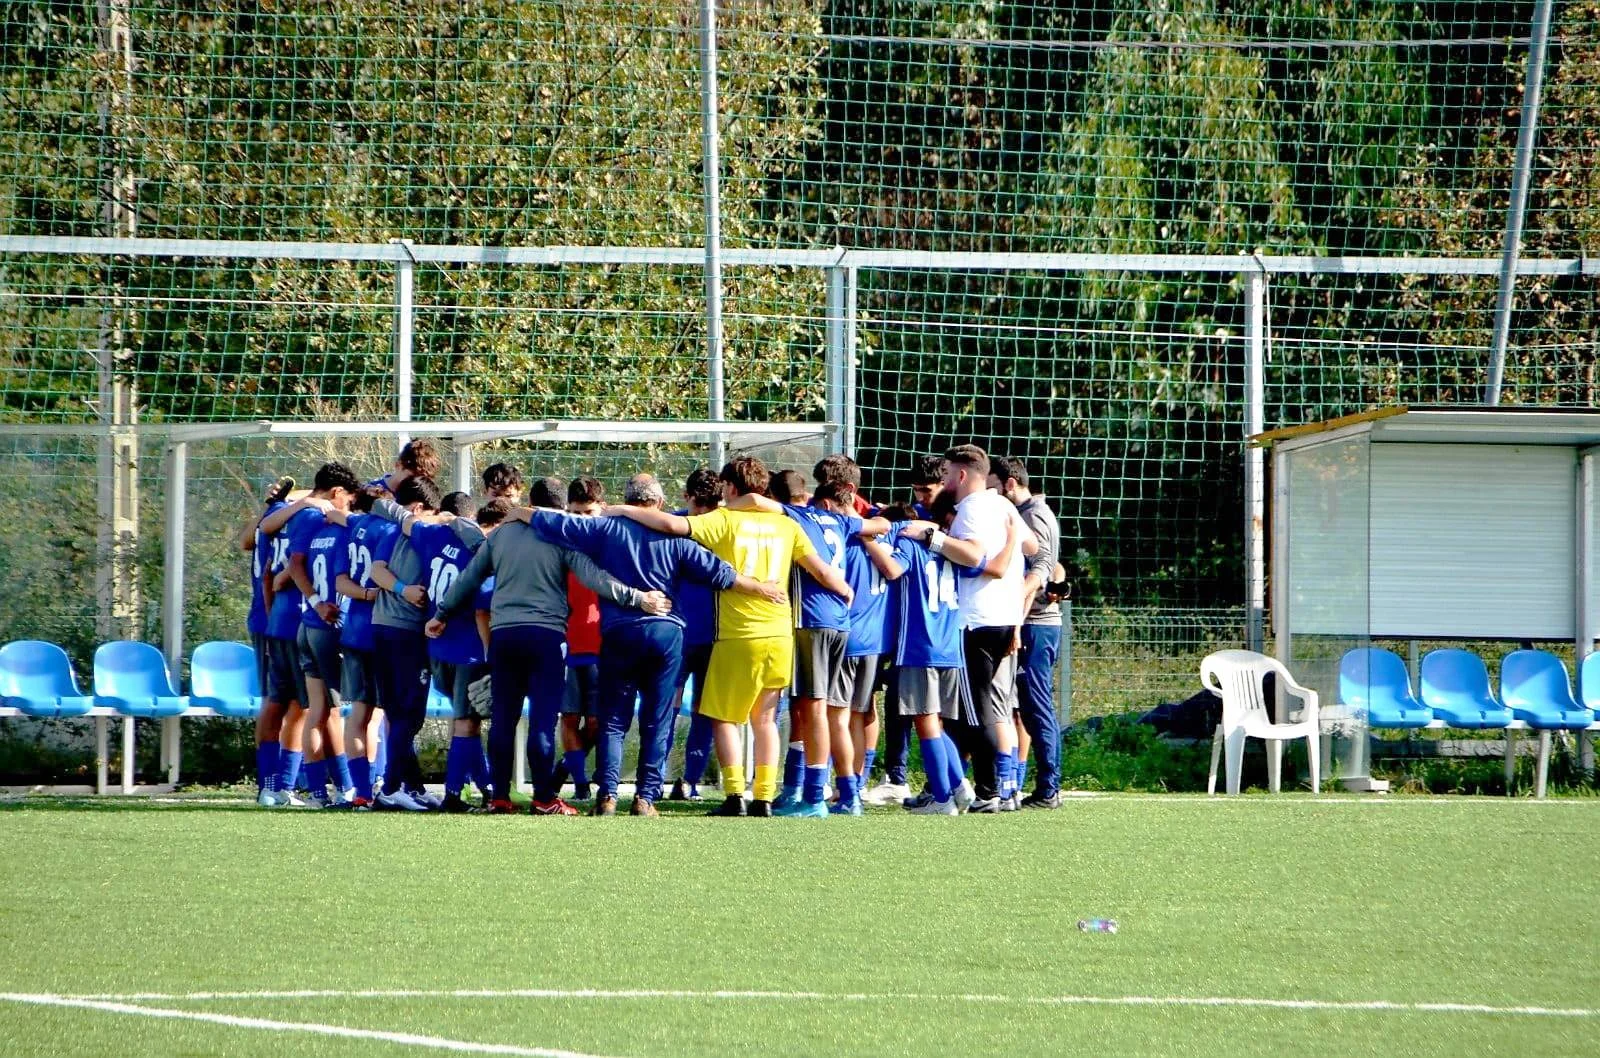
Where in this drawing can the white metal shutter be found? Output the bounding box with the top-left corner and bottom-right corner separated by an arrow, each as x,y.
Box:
1369,444 -> 1575,639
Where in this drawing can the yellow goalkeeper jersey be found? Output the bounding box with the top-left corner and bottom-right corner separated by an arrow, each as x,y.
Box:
686,507 -> 814,640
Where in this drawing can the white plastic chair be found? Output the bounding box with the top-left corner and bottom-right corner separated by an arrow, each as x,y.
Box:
1201,650 -> 1321,795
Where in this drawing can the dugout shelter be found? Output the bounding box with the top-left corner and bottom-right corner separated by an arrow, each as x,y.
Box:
1255,406 -> 1600,790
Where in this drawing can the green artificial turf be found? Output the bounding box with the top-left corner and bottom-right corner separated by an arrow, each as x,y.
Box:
0,796 -> 1597,1057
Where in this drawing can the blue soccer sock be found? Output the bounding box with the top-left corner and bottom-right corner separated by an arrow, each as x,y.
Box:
684,713 -> 710,781
304,758 -> 329,798
1017,755 -> 1030,795
446,736 -> 474,796
862,748 -> 877,785
474,740 -> 492,796
562,749 -> 589,789
276,750 -> 303,796
331,753 -> 353,794
939,733 -> 965,792
997,750 -> 1015,799
802,764 -> 828,805
782,742 -> 805,797
919,737 -> 952,802
256,740 -> 281,793
349,755 -> 373,800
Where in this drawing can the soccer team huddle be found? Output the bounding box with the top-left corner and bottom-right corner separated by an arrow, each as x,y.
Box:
245,438 -> 1068,817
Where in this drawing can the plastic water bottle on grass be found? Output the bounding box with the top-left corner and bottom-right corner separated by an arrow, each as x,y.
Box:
1077,918 -> 1118,934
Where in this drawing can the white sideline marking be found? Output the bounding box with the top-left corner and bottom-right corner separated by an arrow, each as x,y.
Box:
33,987 -> 1600,1019
0,993 -> 632,1058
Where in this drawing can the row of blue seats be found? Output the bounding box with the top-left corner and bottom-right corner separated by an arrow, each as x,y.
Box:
1340,647 -> 1600,731
0,640 -> 360,719
0,639 -> 697,721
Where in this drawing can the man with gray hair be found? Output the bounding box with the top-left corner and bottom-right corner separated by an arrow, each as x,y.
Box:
511,474 -> 788,816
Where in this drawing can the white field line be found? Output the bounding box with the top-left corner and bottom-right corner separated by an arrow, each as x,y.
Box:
0,993 -> 632,1058
29,987 -> 1600,1019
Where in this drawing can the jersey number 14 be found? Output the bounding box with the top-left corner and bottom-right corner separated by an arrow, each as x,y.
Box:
923,560 -> 957,613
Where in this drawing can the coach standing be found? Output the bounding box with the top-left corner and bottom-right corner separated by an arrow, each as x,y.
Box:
991,456 -> 1063,809
906,445 -> 1034,812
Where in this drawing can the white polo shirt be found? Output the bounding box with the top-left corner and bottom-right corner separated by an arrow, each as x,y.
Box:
949,489 -> 1024,630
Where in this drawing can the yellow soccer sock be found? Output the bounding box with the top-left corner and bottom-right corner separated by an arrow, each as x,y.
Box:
752,764 -> 779,803
722,764 -> 747,796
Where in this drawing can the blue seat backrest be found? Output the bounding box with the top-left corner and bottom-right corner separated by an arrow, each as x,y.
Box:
94,641 -> 179,698
190,641 -> 260,699
0,640 -> 84,699
1339,647 -> 1413,709
1500,649 -> 1578,710
1581,653 -> 1600,712
1420,648 -> 1496,706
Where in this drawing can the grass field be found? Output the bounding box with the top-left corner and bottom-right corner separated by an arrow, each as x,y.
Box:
1,795 -> 1597,1057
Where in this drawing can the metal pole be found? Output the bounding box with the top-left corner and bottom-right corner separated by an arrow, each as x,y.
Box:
391,238 -> 415,441
454,443 -> 475,495
1578,450 -> 1595,659
161,441 -> 187,786
1244,271 -> 1267,654
843,267 -> 858,455
162,442 -> 187,674
1578,449 -> 1596,776
825,267 -> 847,453
1485,0 -> 1557,405
699,0 -> 726,468
96,0 -> 139,645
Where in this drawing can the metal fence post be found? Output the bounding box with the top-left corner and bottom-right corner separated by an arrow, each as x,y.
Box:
1579,448 -> 1596,776
454,444 -> 475,494
1486,0 -> 1558,405
699,0 -> 726,468
161,440 -> 187,786
1244,270 -> 1268,654
825,265 -> 859,454
391,239 -> 415,440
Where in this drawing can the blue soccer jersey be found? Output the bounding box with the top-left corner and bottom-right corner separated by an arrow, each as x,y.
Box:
782,504 -> 860,631
248,501 -> 288,636
891,534 -> 964,669
412,519 -> 487,664
341,513 -> 395,652
672,509 -> 717,648
300,520 -> 350,631
265,507 -> 323,640
844,536 -> 891,658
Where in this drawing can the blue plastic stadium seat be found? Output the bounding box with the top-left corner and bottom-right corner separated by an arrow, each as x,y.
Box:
187,641 -> 263,717
93,641 -> 189,718
1498,650 -> 1595,730
1418,649 -> 1513,729
1338,647 -> 1432,729
425,680 -> 454,719
0,640 -> 96,717
1580,653 -> 1600,715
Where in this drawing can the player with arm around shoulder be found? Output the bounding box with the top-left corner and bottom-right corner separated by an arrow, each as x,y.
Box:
607,455 -> 851,817
365,475 -> 447,811
517,473 -> 785,816
291,464 -> 362,807
429,478 -> 670,816
881,497 -> 975,814
410,491 -> 497,813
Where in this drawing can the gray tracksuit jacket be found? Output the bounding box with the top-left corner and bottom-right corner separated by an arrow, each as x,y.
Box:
433,519 -> 643,633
